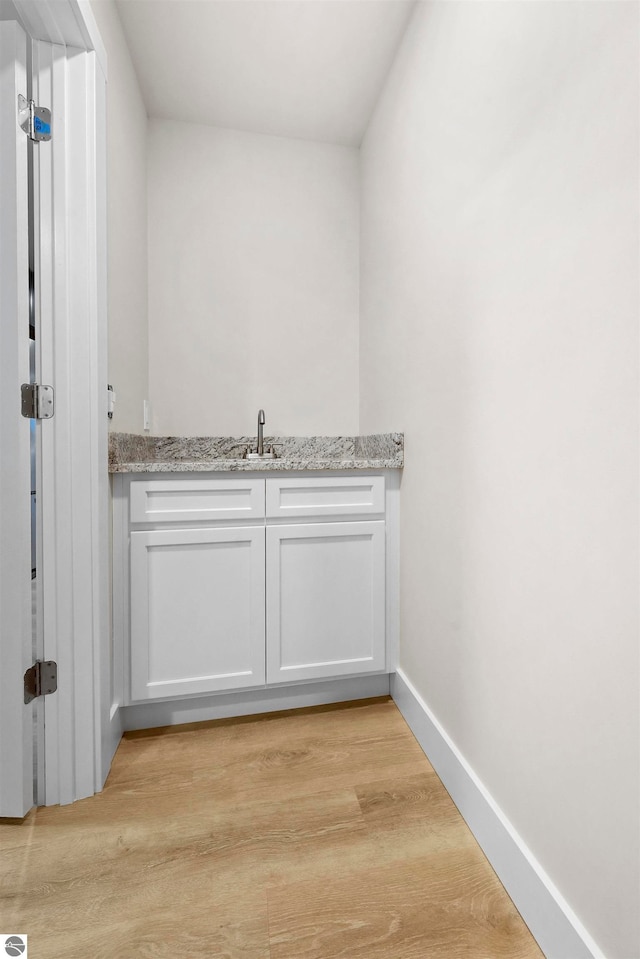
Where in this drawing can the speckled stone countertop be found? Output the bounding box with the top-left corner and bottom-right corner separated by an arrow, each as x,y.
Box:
108,432 -> 403,473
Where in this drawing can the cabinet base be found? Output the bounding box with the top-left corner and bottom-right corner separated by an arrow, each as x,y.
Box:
118,673 -> 391,732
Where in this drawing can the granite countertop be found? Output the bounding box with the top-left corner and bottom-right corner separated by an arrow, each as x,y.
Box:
109,432 -> 404,473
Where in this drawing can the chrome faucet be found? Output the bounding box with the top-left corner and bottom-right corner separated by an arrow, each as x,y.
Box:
245,408 -> 276,459
257,408 -> 265,456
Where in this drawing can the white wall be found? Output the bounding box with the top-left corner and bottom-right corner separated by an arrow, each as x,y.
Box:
147,119 -> 359,437
90,0 -> 148,434
360,3 -> 639,958
0,2 -> 17,21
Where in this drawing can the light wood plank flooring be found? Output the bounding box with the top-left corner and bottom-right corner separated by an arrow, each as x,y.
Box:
0,698 -> 545,958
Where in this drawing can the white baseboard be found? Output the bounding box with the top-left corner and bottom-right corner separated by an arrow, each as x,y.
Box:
390,669 -> 604,959
120,674 -> 391,732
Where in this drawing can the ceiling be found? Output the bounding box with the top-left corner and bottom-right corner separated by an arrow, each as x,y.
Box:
115,0 -> 416,147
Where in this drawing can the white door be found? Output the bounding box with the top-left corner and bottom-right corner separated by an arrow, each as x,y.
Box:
0,20 -> 33,817
266,521 -> 386,684
130,526 -> 266,701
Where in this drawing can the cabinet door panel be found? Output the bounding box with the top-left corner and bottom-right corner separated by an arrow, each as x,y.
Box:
266,476 -> 385,519
130,526 -> 265,701
266,522 -> 385,683
130,477 -> 265,524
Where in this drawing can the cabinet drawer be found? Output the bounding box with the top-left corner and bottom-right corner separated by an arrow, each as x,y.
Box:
266,476 -> 385,519
130,478 -> 265,524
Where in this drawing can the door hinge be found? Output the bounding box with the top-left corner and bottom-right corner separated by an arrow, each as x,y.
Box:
21,383 -> 54,420
18,94 -> 51,142
24,661 -> 58,704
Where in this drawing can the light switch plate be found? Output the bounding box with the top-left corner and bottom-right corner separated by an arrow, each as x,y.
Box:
143,399 -> 150,432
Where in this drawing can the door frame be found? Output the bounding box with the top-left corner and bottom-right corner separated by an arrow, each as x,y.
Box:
0,18 -> 32,818
10,0 -> 112,807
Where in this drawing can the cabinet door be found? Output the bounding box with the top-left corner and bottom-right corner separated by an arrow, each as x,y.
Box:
130,526 -> 265,701
266,522 -> 385,684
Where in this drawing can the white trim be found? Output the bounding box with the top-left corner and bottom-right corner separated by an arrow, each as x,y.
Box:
12,0 -> 106,76
390,669 -> 605,959
0,18 -> 32,818
94,62 -> 115,787
111,474 -> 127,712
70,1 -> 107,77
36,37 -> 81,806
35,33 -> 109,805
384,470 -> 400,671
13,1 -> 81,48
119,674 -> 390,732
105,703 -> 123,780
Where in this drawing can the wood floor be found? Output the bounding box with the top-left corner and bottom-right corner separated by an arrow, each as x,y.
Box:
0,698 -> 545,959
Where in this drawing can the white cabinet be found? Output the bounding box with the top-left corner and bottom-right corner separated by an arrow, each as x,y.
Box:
130,525 -> 265,700
266,521 -> 386,683
116,472 -> 395,706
